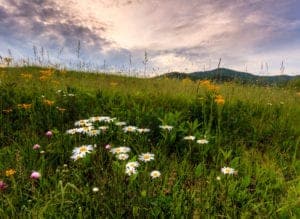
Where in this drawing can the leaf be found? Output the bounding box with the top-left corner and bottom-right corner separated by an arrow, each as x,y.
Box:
132,206 -> 139,217
241,176 -> 251,188
230,157 -> 240,167
195,163 -> 203,177
141,190 -> 147,197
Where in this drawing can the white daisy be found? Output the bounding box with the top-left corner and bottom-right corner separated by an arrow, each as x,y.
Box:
138,152 -> 155,162
125,167 -> 137,176
89,116 -> 101,122
197,139 -> 209,144
66,129 -> 77,134
126,161 -> 140,169
99,126 -> 109,131
221,167 -> 235,175
70,152 -> 85,161
115,121 -> 127,126
123,126 -> 138,133
110,146 -> 131,154
99,116 -> 114,123
117,153 -> 129,160
159,125 -> 173,131
74,128 -> 85,133
92,187 -> 99,192
184,136 -> 196,141
82,126 -> 94,134
75,126 -> 94,134
150,170 -> 161,179
87,129 -> 100,136
74,119 -> 91,127
137,128 -> 150,133
74,128 -> 84,134
73,145 -> 94,156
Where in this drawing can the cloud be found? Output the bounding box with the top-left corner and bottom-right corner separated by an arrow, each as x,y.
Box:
0,0 -> 113,60
0,0 -> 299,74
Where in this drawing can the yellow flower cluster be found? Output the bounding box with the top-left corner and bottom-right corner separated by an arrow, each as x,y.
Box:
5,169 -> 16,177
39,69 -> 54,81
43,99 -> 55,106
214,94 -> 225,105
20,73 -> 33,79
17,103 -> 32,109
199,80 -> 225,105
199,80 -> 220,92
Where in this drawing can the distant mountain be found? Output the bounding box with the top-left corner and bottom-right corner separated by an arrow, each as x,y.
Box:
161,68 -> 300,85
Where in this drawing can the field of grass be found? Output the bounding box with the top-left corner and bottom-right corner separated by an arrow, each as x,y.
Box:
0,66 -> 299,218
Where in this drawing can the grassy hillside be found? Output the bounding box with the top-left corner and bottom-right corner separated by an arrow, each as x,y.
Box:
162,68 -> 300,85
0,66 -> 299,217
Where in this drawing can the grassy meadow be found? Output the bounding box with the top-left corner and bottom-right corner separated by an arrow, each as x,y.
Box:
0,66 -> 299,218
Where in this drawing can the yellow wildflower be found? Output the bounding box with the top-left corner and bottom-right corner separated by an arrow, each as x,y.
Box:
2,108 -> 13,113
17,103 -> 32,109
199,80 -> 219,92
5,169 -> 16,177
20,73 -> 33,79
43,99 -> 55,106
207,84 -> 220,92
39,69 -> 54,81
110,82 -> 118,86
199,80 -> 211,87
215,95 -> 225,105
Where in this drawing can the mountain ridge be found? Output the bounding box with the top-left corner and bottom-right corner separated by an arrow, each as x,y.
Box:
160,68 -> 300,85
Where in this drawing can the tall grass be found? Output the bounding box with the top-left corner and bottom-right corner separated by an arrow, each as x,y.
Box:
0,66 -> 299,217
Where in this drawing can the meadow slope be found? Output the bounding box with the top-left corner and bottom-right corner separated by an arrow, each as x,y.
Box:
0,66 -> 299,217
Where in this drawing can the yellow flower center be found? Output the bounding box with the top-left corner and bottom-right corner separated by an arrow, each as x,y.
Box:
143,154 -> 151,160
224,168 -> 230,174
80,147 -> 88,153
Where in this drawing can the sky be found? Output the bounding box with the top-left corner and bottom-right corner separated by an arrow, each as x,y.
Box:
0,0 -> 300,75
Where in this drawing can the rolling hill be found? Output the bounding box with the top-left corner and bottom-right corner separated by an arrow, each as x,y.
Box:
161,68 -> 300,85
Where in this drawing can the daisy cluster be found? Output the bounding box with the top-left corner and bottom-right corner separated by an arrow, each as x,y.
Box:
65,115 -> 162,178
66,116 -> 116,136
109,146 -> 160,179
66,116 -> 152,136
65,115 -> 236,179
